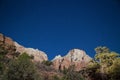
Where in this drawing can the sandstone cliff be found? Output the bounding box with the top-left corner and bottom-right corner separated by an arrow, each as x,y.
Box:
14,42 -> 48,62
0,33 -> 16,58
0,33 -> 48,62
0,33 -> 14,45
0,33 -> 92,71
52,49 -> 92,71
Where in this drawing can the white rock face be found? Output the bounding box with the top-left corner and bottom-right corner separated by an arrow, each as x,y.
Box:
65,49 -> 91,62
52,49 -> 92,71
14,42 -> 48,62
52,55 -> 62,61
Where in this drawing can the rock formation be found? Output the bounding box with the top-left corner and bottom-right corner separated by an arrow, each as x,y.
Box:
0,33 -> 48,62
14,42 -> 48,62
0,33 -> 14,45
0,33 -> 92,71
0,33 -> 16,58
52,49 -> 92,71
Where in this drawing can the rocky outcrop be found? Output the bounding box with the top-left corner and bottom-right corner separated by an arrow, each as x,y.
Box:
0,33 -> 92,71
0,33 -> 48,62
0,33 -> 16,58
0,33 -> 14,45
14,42 -> 48,62
52,49 -> 92,71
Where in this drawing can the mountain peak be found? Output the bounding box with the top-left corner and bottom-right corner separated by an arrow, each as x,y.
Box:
52,55 -> 62,61
65,49 -> 87,62
52,49 -> 91,71
0,33 -> 92,71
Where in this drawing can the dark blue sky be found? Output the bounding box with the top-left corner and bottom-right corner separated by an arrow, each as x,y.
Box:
0,0 -> 120,60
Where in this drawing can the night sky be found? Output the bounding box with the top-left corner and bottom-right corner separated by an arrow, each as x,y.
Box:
0,0 -> 120,60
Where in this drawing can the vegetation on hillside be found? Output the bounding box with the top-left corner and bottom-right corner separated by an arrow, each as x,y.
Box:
82,46 -> 120,80
3,53 -> 41,80
0,40 -> 120,80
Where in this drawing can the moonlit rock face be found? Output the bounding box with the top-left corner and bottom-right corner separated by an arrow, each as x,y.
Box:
52,49 -> 92,71
14,42 -> 48,62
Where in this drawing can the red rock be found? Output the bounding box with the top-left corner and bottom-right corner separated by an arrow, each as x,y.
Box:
0,33 -> 4,42
0,33 -> 48,62
5,37 -> 14,45
0,33 -> 14,45
52,49 -> 92,71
